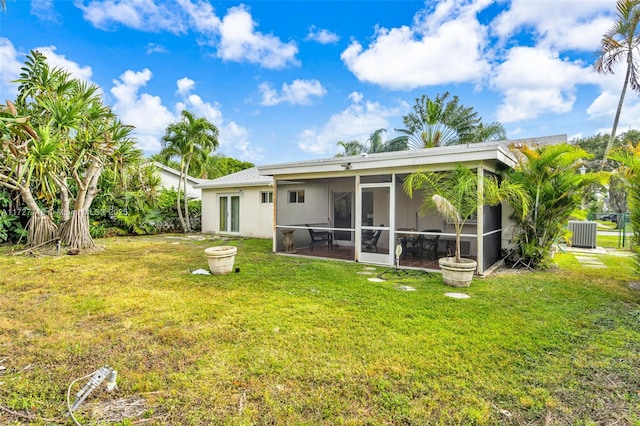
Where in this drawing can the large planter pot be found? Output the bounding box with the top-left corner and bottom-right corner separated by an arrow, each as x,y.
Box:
204,246 -> 237,275
438,257 -> 477,288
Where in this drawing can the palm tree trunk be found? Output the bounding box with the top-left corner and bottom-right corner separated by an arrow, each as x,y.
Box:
183,155 -> 192,233
176,160 -> 187,233
601,56 -> 632,170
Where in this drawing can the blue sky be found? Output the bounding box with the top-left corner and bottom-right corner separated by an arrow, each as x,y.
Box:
0,0 -> 637,165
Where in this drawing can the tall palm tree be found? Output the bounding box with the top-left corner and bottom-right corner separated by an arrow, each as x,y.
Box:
335,129 -> 408,157
396,92 -> 482,149
366,128 -> 408,153
161,110 -> 219,232
595,0 -> 640,170
336,140 -> 365,156
471,122 -> 507,142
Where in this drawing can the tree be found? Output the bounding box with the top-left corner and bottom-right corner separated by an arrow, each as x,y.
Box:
396,92 -> 502,149
160,110 -> 219,233
403,164 -> 529,264
195,153 -> 253,179
3,50 -> 140,250
594,0 -> 640,169
471,122 -> 507,142
335,129 -> 408,156
0,99 -> 59,246
610,143 -> 640,271
507,143 -> 605,268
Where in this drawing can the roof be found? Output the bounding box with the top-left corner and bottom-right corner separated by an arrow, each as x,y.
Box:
257,135 -> 566,177
153,161 -> 203,184
194,167 -> 273,189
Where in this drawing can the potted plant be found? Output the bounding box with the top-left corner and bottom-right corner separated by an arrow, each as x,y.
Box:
404,164 -> 529,287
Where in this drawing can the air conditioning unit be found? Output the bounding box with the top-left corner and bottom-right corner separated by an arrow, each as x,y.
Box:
568,221 -> 597,248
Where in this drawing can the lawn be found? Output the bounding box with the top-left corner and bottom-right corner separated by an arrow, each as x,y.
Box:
1,235 -> 639,425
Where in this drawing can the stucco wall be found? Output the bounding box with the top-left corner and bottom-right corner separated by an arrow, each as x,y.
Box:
159,169 -> 201,199
201,186 -> 273,238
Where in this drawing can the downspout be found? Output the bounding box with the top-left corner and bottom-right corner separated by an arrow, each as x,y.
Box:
476,164 -> 484,275
354,174 -> 361,262
272,179 -> 278,253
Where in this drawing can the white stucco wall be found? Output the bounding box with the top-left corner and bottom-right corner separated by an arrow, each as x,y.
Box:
158,169 -> 201,199
201,186 -> 273,238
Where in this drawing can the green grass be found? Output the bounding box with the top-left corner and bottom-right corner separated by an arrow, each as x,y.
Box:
1,235 -> 639,425
598,233 -> 632,248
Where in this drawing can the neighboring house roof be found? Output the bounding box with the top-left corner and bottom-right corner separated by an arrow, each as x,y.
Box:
153,161 -> 203,185
258,135 -> 566,176
194,167 -> 273,189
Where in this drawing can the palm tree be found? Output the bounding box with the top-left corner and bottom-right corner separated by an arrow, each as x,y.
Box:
161,110 -> 219,232
471,122 -> 507,142
336,140 -> 365,156
335,129 -> 408,157
507,144 -> 604,268
610,143 -> 640,271
396,92 -> 482,149
404,164 -> 529,265
366,128 -> 408,153
594,0 -> 640,170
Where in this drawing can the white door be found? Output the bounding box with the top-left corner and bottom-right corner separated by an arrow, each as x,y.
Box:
219,195 -> 240,233
358,183 -> 392,265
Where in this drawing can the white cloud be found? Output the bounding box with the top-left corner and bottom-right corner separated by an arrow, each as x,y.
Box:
341,0 -> 491,90
74,1 -> 298,69
491,0 -> 615,51
75,0 -> 187,33
175,0 -> 220,33
297,95 -> 404,155
493,46 -> 597,123
31,0 -> 59,22
348,92 -> 364,103
217,5 -> 299,69
176,77 -> 195,95
35,46 -> 95,84
110,68 -> 176,154
0,38 -> 22,101
175,81 -> 262,162
259,79 -> 326,106
586,88 -> 640,133
146,43 -> 168,54
305,26 -> 339,44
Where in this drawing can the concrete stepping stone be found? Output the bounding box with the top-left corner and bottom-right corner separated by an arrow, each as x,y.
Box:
357,271 -> 375,275
574,256 -> 600,262
368,277 -> 385,283
396,285 -> 416,291
445,292 -> 470,299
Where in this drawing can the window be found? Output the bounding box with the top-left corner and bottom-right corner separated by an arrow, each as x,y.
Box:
260,191 -> 273,203
288,190 -> 305,203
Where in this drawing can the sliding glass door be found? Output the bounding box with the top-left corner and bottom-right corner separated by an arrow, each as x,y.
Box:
219,195 -> 240,233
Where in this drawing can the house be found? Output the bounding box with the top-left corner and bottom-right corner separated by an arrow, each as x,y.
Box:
197,135 -> 566,275
195,167 -> 274,238
153,162 -> 203,199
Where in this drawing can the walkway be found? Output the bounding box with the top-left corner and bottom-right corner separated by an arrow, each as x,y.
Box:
565,245 -> 634,269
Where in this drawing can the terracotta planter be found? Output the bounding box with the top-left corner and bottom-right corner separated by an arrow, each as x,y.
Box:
204,246 -> 237,275
438,257 -> 477,288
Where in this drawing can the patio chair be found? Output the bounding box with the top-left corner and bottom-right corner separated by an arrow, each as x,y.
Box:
306,225 -> 332,251
419,229 -> 441,260
402,234 -> 424,261
362,225 -> 384,252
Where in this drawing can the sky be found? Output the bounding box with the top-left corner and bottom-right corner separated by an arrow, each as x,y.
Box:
0,0 -> 638,166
